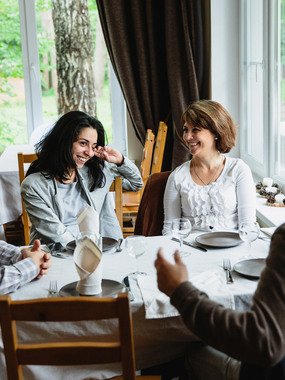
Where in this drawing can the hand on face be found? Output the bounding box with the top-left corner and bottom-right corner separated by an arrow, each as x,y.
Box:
22,239 -> 52,278
155,249 -> 189,297
93,146 -> 124,165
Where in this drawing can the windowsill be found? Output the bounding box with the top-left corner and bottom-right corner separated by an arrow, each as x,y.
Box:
256,195 -> 285,227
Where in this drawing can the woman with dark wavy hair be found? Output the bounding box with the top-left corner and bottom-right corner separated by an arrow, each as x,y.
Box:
21,110 -> 143,245
163,100 -> 256,234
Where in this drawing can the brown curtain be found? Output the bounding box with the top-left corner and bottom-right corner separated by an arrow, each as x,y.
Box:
97,0 -> 211,169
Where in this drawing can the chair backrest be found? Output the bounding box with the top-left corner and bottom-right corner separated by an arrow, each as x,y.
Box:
109,176 -> 123,230
0,293 -> 137,380
140,129 -> 155,185
17,152 -> 38,245
134,171 -> 171,236
151,122 -> 168,175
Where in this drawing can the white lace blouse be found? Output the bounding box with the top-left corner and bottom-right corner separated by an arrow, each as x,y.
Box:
163,156 -> 256,235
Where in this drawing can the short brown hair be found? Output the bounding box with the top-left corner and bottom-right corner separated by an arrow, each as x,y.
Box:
182,100 -> 237,153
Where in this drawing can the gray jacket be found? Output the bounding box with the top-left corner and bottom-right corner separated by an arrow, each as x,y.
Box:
21,157 -> 143,245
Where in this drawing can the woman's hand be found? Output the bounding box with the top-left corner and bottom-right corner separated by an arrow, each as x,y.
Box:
94,146 -> 124,165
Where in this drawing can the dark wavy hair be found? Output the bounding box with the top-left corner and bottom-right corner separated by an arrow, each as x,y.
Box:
26,111 -> 107,191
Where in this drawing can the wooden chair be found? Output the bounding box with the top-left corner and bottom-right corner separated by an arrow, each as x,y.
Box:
0,294 -> 160,380
134,171 -> 171,236
18,153 -> 123,244
123,124 -> 168,236
17,152 -> 37,245
150,122 -> 168,175
109,176 -> 123,231
122,129 -> 155,236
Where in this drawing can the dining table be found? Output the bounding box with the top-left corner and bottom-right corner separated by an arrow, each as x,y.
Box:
0,233 -> 270,380
0,144 -> 34,240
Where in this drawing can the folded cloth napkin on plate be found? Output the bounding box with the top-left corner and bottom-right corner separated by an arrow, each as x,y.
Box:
77,206 -> 100,238
75,207 -> 102,295
74,236 -> 103,295
137,270 -> 235,319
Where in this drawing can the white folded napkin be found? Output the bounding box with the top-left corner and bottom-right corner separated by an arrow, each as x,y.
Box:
75,206 -> 102,295
138,270 -> 235,319
74,236 -> 102,295
77,206 -> 100,238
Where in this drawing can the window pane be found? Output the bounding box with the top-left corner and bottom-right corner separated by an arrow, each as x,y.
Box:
0,0 -> 28,153
35,1 -> 58,127
34,0 -> 115,144
246,0 -> 264,163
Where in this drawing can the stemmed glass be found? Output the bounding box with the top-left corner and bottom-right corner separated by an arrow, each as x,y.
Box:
171,218 -> 192,257
239,222 -> 260,254
125,235 -> 147,278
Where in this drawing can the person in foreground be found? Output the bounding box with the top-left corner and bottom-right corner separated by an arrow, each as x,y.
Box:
0,239 -> 51,294
21,110 -> 143,245
155,223 -> 285,379
163,100 -> 256,234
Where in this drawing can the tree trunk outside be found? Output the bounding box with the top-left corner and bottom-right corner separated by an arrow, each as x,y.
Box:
52,0 -> 96,116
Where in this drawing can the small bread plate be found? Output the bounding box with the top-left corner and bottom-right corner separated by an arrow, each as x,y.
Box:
59,279 -> 125,297
233,258 -> 266,279
66,237 -> 118,253
195,231 -> 242,248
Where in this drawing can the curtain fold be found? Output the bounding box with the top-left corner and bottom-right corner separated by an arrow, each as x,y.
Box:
97,0 -> 210,169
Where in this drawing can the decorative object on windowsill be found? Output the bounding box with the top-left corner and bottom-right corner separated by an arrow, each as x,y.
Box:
266,192 -> 285,207
255,179 -> 280,199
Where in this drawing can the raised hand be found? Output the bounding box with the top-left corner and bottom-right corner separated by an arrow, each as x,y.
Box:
155,249 -> 188,297
93,146 -> 124,165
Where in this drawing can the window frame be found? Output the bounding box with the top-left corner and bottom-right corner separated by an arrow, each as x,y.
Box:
18,0 -> 126,152
240,0 -> 285,186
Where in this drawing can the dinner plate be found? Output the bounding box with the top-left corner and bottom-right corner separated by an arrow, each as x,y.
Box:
233,258 -> 266,279
195,231 -> 243,248
66,237 -> 118,253
59,279 -> 125,297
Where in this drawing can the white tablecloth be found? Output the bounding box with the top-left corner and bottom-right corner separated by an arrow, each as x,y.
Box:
0,235 -> 269,379
0,144 -> 34,239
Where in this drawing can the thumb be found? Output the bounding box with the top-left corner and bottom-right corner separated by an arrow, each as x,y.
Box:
173,250 -> 183,264
31,239 -> 41,252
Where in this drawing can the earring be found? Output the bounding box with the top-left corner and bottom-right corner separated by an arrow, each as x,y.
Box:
215,137 -> 218,140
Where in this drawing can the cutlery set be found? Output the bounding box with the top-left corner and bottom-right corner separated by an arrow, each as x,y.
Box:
222,258 -> 234,284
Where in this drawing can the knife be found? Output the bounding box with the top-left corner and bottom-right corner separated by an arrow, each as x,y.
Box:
122,276 -> 135,301
171,237 -> 207,252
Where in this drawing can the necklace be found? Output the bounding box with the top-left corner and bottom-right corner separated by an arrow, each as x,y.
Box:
192,156 -> 223,186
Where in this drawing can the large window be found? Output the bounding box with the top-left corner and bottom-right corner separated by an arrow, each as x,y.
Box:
240,0 -> 285,183
0,0 -> 126,154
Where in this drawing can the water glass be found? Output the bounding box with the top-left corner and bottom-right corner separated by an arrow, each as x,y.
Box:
171,218 -> 192,257
239,222 -> 260,252
125,235 -> 146,278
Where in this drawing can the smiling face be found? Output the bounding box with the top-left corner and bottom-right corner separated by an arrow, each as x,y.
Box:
183,123 -> 217,157
72,127 -> 98,168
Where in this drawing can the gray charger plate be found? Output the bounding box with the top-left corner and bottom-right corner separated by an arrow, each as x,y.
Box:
233,258 -> 266,279
66,237 -> 118,253
59,279 -> 125,297
195,232 -> 242,248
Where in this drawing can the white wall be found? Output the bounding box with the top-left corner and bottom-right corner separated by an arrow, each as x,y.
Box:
211,0 -> 240,156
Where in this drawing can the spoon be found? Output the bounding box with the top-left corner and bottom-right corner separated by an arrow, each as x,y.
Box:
116,238 -> 123,252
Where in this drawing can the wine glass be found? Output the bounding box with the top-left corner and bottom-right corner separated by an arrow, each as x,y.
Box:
171,218 -> 192,257
239,222 -> 260,253
125,235 -> 147,278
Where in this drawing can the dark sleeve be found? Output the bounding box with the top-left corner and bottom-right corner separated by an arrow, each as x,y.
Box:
170,224 -> 285,367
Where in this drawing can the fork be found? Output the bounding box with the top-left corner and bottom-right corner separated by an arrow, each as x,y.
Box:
48,280 -> 58,297
222,258 -> 234,284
